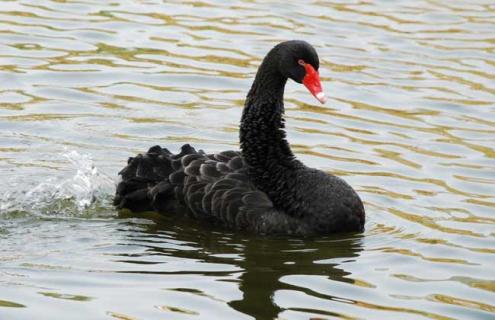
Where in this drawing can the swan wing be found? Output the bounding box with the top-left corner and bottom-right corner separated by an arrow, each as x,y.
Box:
115,144 -> 283,231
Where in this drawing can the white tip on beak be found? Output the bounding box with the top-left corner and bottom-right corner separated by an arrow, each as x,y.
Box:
316,92 -> 327,104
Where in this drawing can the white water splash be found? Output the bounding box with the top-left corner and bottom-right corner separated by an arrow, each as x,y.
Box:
0,150 -> 116,217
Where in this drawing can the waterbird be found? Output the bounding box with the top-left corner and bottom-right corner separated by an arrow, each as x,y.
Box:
114,40 -> 365,236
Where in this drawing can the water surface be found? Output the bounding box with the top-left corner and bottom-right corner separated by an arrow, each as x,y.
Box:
1,0 -> 494,319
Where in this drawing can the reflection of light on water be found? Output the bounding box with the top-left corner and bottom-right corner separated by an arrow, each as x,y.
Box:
0,150 -> 115,216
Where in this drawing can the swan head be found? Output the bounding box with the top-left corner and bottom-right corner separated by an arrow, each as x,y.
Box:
276,40 -> 327,104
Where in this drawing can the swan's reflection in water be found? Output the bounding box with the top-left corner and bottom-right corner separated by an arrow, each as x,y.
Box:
119,211 -> 363,319
229,235 -> 363,319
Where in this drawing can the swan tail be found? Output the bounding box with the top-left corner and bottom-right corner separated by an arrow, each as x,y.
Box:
114,144 -> 198,212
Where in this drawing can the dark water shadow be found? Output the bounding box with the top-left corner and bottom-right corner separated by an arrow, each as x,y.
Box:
118,211 -> 364,320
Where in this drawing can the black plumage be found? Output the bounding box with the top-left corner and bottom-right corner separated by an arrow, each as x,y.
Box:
114,40 -> 365,236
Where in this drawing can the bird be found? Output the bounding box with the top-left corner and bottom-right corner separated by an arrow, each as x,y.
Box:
114,40 -> 365,236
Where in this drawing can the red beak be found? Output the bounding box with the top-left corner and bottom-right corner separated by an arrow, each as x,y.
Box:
302,63 -> 327,104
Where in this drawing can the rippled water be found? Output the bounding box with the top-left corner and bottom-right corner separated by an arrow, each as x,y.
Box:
1,0 -> 494,319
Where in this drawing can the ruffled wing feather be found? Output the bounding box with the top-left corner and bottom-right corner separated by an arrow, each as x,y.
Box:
115,144 -> 287,232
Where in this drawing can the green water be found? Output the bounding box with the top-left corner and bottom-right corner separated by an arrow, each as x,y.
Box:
1,0 -> 494,319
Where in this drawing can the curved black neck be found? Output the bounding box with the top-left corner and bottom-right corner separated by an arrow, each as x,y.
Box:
240,55 -> 302,192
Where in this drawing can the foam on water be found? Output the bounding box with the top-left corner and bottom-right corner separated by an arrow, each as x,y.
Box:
0,150 -> 116,217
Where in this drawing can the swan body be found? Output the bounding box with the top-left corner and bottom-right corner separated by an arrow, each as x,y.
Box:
115,41 -> 365,236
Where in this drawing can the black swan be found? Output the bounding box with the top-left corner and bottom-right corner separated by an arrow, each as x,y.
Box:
114,40 -> 365,236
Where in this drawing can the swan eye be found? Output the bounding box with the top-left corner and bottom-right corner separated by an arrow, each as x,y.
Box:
298,59 -> 306,66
